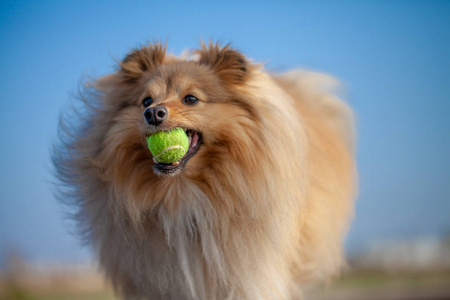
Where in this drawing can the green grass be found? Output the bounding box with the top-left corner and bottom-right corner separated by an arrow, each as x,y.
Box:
331,270 -> 450,290
0,283 -> 117,300
2,270 -> 450,300
0,290 -> 117,300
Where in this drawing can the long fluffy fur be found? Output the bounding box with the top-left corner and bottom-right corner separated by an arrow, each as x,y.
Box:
53,42 -> 356,300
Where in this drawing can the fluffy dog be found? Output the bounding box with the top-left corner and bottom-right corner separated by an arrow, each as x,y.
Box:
54,42 -> 356,300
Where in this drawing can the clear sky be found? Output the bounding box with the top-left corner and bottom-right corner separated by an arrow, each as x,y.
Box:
1,0 -> 449,267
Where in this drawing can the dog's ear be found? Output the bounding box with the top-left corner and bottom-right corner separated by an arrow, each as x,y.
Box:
197,42 -> 248,85
120,43 -> 166,83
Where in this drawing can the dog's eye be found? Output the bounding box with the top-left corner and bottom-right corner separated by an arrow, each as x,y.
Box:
183,95 -> 199,105
142,97 -> 153,107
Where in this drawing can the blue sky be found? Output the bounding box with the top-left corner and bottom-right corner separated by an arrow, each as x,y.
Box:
1,0 -> 449,266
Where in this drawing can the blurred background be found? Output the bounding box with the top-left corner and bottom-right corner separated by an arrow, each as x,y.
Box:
1,1 -> 449,299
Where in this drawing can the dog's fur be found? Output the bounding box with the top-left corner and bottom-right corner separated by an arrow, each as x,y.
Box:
54,42 -> 356,300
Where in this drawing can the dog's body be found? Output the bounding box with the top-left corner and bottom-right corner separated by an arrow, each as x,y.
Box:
54,43 -> 356,300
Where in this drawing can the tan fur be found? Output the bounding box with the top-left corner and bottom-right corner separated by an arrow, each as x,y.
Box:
54,42 -> 356,300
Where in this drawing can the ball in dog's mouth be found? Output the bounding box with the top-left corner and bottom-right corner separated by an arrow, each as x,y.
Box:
152,129 -> 202,175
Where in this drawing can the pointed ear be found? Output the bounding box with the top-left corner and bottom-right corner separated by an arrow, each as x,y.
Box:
196,42 -> 249,85
120,43 -> 166,83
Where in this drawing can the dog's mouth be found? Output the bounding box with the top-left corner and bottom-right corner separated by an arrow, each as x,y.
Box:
152,129 -> 202,175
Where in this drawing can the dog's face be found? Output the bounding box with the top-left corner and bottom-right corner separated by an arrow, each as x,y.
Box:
99,43 -> 261,179
136,61 -> 215,175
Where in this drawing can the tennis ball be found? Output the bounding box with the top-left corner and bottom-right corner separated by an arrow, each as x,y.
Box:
147,128 -> 189,164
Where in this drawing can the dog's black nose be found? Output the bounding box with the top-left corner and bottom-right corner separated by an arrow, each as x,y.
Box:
144,106 -> 167,126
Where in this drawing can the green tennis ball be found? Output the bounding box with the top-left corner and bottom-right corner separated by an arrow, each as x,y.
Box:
146,128 -> 189,164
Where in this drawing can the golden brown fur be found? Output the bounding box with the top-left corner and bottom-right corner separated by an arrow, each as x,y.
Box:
54,42 -> 356,300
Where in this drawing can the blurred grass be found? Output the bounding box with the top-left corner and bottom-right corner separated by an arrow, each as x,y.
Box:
0,281 -> 117,300
0,263 -> 118,300
0,290 -> 116,300
307,270 -> 450,300
1,270 -> 450,300
331,270 -> 450,289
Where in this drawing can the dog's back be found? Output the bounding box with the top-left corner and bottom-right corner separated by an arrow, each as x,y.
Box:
275,70 -> 355,152
275,70 -> 356,282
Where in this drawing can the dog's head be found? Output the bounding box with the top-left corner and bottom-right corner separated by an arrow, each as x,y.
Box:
95,42 -> 264,183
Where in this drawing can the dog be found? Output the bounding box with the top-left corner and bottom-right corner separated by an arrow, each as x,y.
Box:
54,42 -> 356,299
